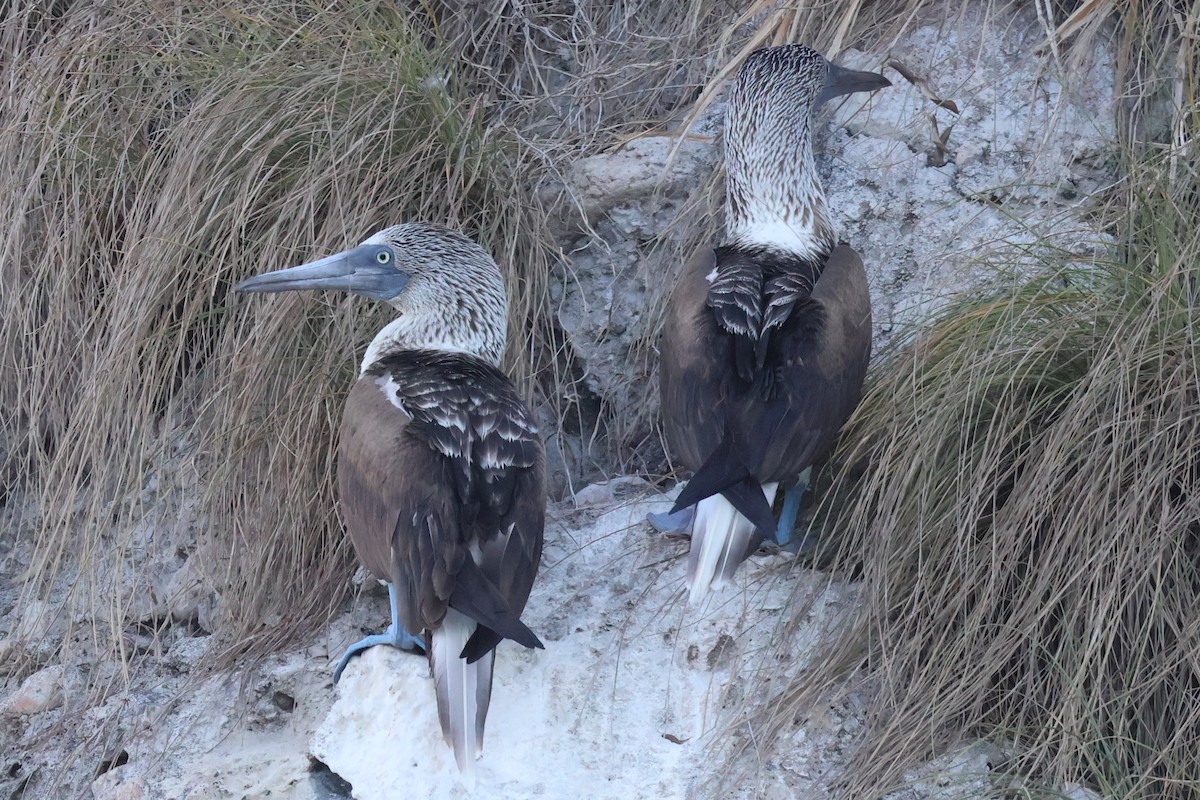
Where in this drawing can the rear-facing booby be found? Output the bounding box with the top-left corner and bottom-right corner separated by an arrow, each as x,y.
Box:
237,223 -> 544,778
658,45 -> 888,603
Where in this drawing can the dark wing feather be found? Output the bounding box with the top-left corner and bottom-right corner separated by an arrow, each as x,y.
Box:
661,248 -> 733,470
338,377 -> 414,581
758,267 -> 819,373
706,259 -> 764,339
660,243 -> 871,492
706,255 -> 763,383
338,350 -> 545,656
705,246 -> 825,390
736,244 -> 871,481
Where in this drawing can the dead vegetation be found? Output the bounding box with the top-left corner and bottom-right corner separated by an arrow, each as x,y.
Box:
2,0 -> 1196,797
740,3 -> 1200,797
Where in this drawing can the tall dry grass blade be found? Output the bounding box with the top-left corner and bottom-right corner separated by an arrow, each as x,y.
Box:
0,1 -> 558,691
744,98 -> 1200,800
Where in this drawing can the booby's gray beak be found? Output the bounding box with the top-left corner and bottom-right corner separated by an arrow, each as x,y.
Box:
817,61 -> 891,105
235,244 -> 410,301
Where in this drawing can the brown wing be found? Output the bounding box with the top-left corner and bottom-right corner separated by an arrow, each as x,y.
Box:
338,377 -> 410,581
735,244 -> 871,481
660,244 -> 871,484
336,351 -> 545,654
660,247 -> 732,471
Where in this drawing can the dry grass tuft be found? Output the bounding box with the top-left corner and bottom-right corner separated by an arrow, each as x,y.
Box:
1,0 -> 931,686
0,0 -> 561,682
741,4 -> 1200,795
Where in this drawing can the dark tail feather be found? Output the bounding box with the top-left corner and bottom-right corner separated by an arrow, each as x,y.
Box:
671,438 -> 775,535
733,335 -> 757,383
449,558 -> 543,657
461,626 -> 501,664
672,436 -> 749,513
720,477 -> 777,536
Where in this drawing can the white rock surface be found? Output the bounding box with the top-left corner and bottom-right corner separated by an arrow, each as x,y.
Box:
0,599 -> 61,671
0,664 -> 63,716
91,766 -> 147,800
559,136 -> 720,228
826,10 -> 1115,336
311,486 -> 848,799
12,483 -> 853,799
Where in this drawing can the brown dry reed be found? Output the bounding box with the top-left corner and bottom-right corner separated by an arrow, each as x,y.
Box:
736,3 -> 1200,797
0,0 -> 940,690
5,0 -> 1193,796
0,0 -> 566,683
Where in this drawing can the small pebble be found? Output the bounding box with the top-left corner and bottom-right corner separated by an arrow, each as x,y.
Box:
91,766 -> 147,800
1,664 -> 64,715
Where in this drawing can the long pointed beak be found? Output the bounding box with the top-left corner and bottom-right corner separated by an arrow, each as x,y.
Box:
235,244 -> 410,301
817,61 -> 891,106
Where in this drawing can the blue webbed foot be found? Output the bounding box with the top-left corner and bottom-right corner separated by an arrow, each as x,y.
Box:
773,467 -> 812,546
332,625 -> 425,683
647,506 -> 695,534
332,581 -> 426,684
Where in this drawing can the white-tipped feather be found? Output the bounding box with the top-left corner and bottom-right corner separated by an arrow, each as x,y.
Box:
686,483 -> 779,605
431,608 -> 489,785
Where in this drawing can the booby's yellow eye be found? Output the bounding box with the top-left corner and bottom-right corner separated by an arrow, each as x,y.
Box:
376,250 -> 391,264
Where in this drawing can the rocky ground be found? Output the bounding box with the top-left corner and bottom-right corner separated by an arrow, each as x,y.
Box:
1,4 -> 1119,799
3,482 -> 857,799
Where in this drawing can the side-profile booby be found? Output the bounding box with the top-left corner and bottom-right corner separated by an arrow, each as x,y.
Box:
237,223 -> 544,778
658,45 -> 888,603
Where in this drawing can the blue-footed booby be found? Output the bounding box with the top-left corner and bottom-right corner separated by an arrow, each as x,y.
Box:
237,223 -> 544,778
658,45 -> 887,603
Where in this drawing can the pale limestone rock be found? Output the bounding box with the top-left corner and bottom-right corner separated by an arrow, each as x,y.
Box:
162,634 -> 211,673
571,476 -> 650,507
1063,783 -> 1104,800
310,491 -> 844,800
560,136 -> 719,226
91,767 -> 147,800
1,664 -> 64,715
0,599 -> 59,671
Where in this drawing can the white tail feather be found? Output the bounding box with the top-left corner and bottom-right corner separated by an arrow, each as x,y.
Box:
686,482 -> 779,605
431,608 -> 492,785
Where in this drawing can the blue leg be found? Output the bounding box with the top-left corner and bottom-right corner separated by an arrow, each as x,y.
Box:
774,467 -> 812,546
647,506 -> 695,534
333,582 -> 426,684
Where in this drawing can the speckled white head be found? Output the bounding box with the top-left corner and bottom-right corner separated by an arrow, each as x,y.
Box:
358,224 -> 508,372
236,222 -> 509,370
724,45 -> 889,261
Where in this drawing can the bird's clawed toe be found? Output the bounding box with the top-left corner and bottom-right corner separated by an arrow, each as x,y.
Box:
647,507 -> 695,535
331,624 -> 426,684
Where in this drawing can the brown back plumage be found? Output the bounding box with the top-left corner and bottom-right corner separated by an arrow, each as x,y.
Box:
659,43 -> 886,599
337,349 -> 545,659
661,243 -> 871,515
237,220 -> 544,776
